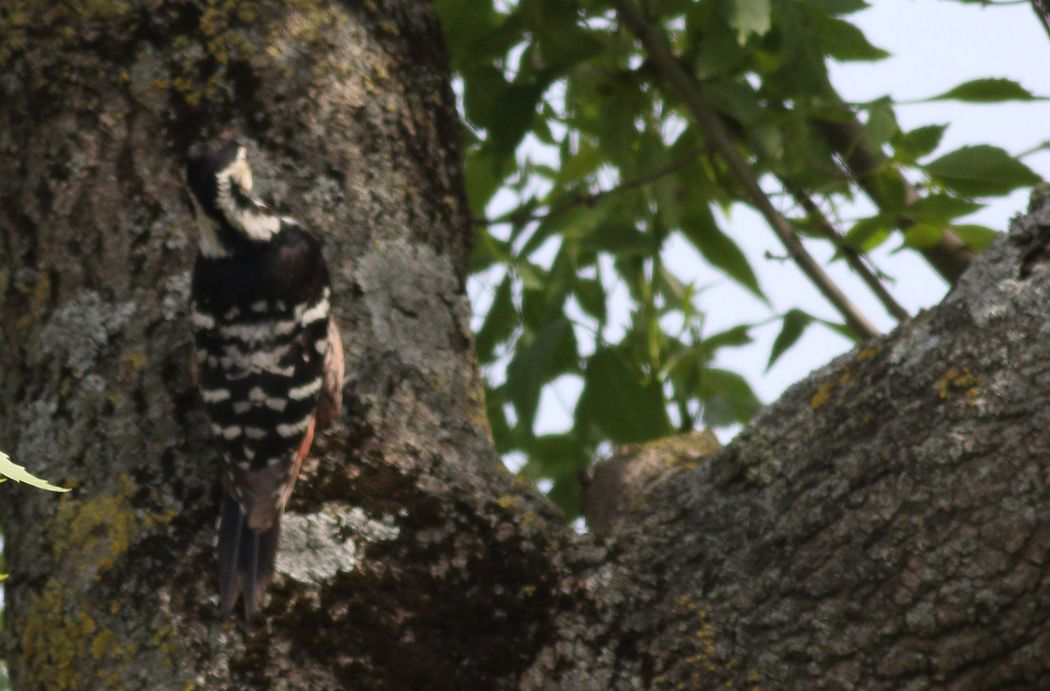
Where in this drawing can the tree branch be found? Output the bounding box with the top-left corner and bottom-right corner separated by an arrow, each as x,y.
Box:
478,145 -> 709,228
812,113 -> 975,283
790,188 -> 910,322
611,0 -> 880,340
1031,0 -> 1050,41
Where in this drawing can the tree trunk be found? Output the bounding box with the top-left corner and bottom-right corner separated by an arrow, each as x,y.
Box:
3,2 -> 1050,689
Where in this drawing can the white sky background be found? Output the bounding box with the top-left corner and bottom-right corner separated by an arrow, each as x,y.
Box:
471,1 -> 1050,448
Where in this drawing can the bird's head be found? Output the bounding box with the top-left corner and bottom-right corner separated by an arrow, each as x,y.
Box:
186,139 -> 253,219
186,139 -> 279,256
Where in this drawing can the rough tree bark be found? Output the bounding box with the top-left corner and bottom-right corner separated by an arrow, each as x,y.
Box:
2,2 -> 1050,689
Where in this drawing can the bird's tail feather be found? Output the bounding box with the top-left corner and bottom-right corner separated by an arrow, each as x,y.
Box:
217,493 -> 280,620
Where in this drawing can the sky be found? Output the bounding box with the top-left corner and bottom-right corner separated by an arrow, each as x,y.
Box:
469,0 -> 1050,450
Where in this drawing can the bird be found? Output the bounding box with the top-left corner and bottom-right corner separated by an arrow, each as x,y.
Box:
185,139 -> 344,619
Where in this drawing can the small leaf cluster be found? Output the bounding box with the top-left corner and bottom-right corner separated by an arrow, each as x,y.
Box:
436,0 -> 1043,517
0,452 -> 69,493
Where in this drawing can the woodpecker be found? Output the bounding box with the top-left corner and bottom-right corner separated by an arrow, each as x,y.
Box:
185,140 -> 344,619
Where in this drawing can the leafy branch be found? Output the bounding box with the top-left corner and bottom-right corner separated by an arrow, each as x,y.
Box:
812,110 -> 976,282
480,145 -> 710,229
791,189 -> 909,322
438,0 -> 1044,518
611,0 -> 880,340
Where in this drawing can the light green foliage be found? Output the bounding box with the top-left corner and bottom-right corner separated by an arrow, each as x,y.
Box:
0,452 -> 69,493
436,0 -> 1042,518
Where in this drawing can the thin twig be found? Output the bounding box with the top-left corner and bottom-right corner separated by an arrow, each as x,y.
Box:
1031,0 -> 1050,41
611,0 -> 879,340
813,110 -> 974,283
1017,139 -> 1050,159
479,145 -> 709,228
792,190 -> 909,322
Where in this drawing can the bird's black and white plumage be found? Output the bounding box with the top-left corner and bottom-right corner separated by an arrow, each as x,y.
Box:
186,140 -> 344,620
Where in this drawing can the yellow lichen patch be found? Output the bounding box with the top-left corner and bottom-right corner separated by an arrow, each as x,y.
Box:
50,474 -> 177,577
810,380 -> 834,409
14,273 -> 51,335
285,0 -> 344,44
854,346 -> 879,363
935,367 -> 980,402
810,368 -> 853,410
19,580 -> 99,690
520,509 -> 539,530
662,595 -> 761,689
126,350 -> 148,372
20,476 -> 180,688
0,0 -> 138,68
20,576 -> 142,690
659,430 -> 721,471
152,622 -> 178,663
50,474 -> 140,576
496,494 -> 518,510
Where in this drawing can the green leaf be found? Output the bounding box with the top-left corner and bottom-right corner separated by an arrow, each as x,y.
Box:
925,145 -> 1041,197
554,142 -> 605,187
485,386 -> 514,453
929,78 -> 1038,103
434,0 -> 506,69
0,452 -> 69,492
521,433 -> 588,518
844,214 -> 893,252
579,221 -> 659,257
817,318 -> 860,342
893,124 -> 948,161
475,277 -> 517,362
705,78 -> 764,126
767,310 -> 813,370
902,223 -> 944,249
654,264 -> 692,313
700,369 -> 761,426
909,194 -> 983,222
520,433 -> 586,480
727,0 -> 772,44
577,348 -> 673,443
950,224 -> 999,252
701,324 -> 753,354
533,16 -> 605,73
574,277 -> 606,322
809,11 -> 889,61
506,317 -> 578,431
488,82 -> 547,161
864,98 -> 898,148
462,64 -> 511,127
803,0 -> 869,14
869,166 -> 909,214
680,206 -> 766,301
664,323 -> 753,382
469,225 -> 510,274
694,24 -> 750,79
